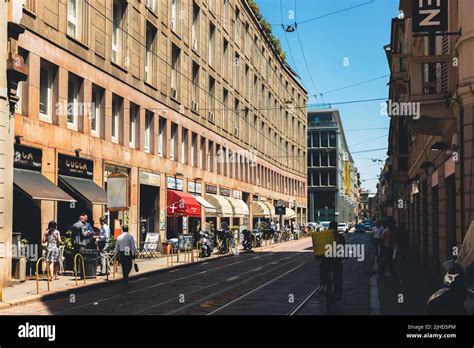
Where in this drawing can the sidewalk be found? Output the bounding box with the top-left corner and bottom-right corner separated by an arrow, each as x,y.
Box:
370,250 -> 442,315
0,238 -> 302,311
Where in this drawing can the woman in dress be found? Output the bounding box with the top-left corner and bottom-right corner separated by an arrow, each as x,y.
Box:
42,221 -> 63,280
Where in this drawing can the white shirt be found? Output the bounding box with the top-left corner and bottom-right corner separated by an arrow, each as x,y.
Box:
372,226 -> 384,239
114,232 -> 136,256
100,224 -> 110,242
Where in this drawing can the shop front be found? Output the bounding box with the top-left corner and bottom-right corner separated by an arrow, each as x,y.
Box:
166,187 -> 201,240
57,154 -> 107,233
251,197 -> 272,229
189,180 -> 215,233
139,171 -> 161,245
226,190 -> 249,229
204,184 -> 233,231
13,144 -> 74,252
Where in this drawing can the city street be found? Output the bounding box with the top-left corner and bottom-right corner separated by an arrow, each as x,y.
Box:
0,234 -> 372,315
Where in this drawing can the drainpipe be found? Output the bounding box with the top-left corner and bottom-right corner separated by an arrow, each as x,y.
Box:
459,103 -> 465,240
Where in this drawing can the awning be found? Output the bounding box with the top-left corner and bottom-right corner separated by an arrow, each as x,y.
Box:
226,197 -> 249,217
264,202 -> 275,216
14,169 -> 75,202
284,208 -> 297,220
167,190 -> 201,217
194,195 -> 217,214
204,194 -> 233,217
59,175 -> 107,205
252,201 -> 271,218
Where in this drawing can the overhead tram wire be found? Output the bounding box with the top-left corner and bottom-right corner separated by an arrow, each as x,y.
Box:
319,74 -> 390,96
280,0 -> 301,77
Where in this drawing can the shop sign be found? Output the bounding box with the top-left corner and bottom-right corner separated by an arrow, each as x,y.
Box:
140,171 -> 161,187
275,200 -> 286,216
412,0 -> 448,34
13,144 -> 42,171
206,184 -> 218,194
220,188 -> 230,197
58,154 -> 93,179
160,210 -> 166,231
107,173 -> 129,210
167,176 -> 176,189
233,190 -> 242,199
176,178 -> 184,191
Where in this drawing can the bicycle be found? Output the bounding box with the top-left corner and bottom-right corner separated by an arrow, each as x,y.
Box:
325,266 -> 336,313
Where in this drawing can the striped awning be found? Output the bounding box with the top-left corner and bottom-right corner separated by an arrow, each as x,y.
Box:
194,195 -> 217,214
252,201 -> 271,218
204,194 -> 233,217
226,197 -> 249,217
284,208 -> 297,220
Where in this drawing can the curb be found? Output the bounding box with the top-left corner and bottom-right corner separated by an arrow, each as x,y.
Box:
0,238 -> 308,310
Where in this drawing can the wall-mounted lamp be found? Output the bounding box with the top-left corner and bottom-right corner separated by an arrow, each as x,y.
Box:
74,149 -> 82,157
15,135 -> 23,144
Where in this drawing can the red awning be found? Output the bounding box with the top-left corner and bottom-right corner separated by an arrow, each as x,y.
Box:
167,190 -> 201,217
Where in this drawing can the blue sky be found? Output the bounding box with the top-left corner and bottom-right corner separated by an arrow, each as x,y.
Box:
255,0 -> 399,192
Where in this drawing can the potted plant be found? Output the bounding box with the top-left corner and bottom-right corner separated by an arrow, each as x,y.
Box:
62,230 -> 76,271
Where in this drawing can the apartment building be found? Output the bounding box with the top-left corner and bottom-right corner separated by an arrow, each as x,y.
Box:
383,0 -> 474,276
6,0 -> 307,280
307,109 -> 358,224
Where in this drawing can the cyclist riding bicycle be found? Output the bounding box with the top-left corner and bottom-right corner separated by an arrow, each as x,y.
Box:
313,221 -> 346,300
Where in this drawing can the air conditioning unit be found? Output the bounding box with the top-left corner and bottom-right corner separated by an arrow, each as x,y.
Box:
171,88 -> 177,99
192,38 -> 198,51
234,127 -> 239,137
171,18 -> 176,31
208,112 -> 215,123
192,101 -> 199,112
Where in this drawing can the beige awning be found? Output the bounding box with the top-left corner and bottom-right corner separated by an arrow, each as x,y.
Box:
194,195 -> 217,214
204,194 -> 233,217
226,197 -> 249,217
252,201 -> 271,218
264,202 -> 275,216
284,208 -> 297,220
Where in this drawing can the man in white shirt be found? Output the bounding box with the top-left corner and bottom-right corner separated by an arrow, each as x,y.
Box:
97,217 -> 111,276
372,220 -> 384,262
114,225 -> 136,284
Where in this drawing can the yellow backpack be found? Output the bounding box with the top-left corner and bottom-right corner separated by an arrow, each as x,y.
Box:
311,229 -> 336,257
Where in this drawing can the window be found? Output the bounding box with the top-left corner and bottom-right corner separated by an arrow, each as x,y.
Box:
171,0 -> 179,33
222,88 -> 228,129
234,8 -> 240,46
192,61 -> 199,105
191,133 -> 197,166
170,123 -> 178,160
234,99 -> 240,136
222,39 -> 229,78
112,1 -> 124,65
244,65 -> 249,98
208,141 -> 214,172
329,132 -> 336,147
39,62 -> 53,121
158,117 -> 166,156
234,53 -> 240,89
91,86 -> 103,137
111,95 -> 122,143
223,0 -> 230,30
192,3 -> 200,51
208,77 -> 215,121
67,75 -> 81,130
145,0 -> 157,13
171,44 -> 180,99
144,111 -> 153,153
208,22 -> 215,67
129,104 -> 139,148
181,128 -> 188,164
145,23 -> 157,85
67,0 -> 83,40
200,137 -> 206,169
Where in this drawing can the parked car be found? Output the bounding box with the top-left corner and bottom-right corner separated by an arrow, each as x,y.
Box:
355,223 -> 365,233
337,223 -> 349,233
319,221 -> 331,230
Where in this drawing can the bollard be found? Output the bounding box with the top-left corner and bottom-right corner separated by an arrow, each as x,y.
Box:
196,241 -> 202,260
35,257 -> 51,294
73,253 -> 87,286
166,244 -> 173,266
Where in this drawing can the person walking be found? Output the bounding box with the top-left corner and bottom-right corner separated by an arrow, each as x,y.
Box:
114,225 -> 136,284
372,220 -> 384,262
42,221 -> 63,281
378,219 -> 398,278
97,217 -> 111,276
396,222 -> 409,261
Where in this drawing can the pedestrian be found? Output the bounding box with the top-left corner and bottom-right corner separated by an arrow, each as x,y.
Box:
114,225 -> 136,284
97,217 -> 111,276
72,214 -> 88,252
372,220 -> 384,262
378,219 -> 398,278
42,221 -> 62,281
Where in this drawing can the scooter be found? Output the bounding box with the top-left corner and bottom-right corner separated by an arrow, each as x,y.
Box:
426,260 -> 474,315
273,230 -> 281,244
293,228 -> 300,240
218,228 -> 237,255
198,231 -> 213,258
252,229 -> 262,247
242,230 -> 253,251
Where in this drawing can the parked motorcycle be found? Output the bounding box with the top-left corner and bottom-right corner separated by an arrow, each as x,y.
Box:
273,230 -> 281,244
218,228 -> 237,255
293,228 -> 300,240
252,229 -> 262,247
426,260 -> 474,314
242,229 -> 253,251
198,231 -> 213,258
281,229 -> 290,242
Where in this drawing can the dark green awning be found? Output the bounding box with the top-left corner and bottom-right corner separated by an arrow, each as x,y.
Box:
14,169 -> 75,202
59,175 -> 107,205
